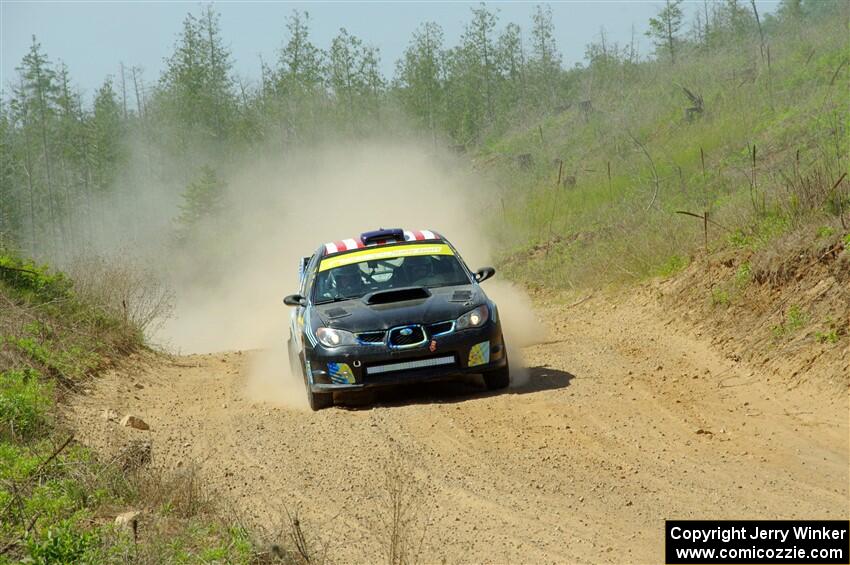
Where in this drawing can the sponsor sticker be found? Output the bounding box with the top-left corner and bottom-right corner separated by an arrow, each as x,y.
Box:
327,362 -> 355,384
468,341 -> 490,367
319,243 -> 454,272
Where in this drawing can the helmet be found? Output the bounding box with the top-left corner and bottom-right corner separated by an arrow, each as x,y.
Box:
404,255 -> 432,283
332,264 -> 363,297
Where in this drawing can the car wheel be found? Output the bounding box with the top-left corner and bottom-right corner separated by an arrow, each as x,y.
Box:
307,388 -> 334,411
288,339 -> 333,410
483,362 -> 510,390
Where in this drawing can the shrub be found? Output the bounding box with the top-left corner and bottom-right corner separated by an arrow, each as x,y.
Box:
25,520 -> 100,565
0,369 -> 51,441
656,254 -> 688,277
65,256 -> 174,338
816,226 -> 836,239
711,288 -> 730,306
734,262 -> 752,287
772,304 -> 808,339
815,330 -> 839,344
786,305 -> 807,331
0,249 -> 261,563
0,255 -> 71,304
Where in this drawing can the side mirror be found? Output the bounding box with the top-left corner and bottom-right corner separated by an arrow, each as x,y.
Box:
283,294 -> 307,307
475,267 -> 496,283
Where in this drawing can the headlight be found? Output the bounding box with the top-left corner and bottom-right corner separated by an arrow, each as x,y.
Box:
315,327 -> 357,348
456,304 -> 489,330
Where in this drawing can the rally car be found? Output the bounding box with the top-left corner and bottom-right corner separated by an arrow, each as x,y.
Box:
283,228 -> 510,410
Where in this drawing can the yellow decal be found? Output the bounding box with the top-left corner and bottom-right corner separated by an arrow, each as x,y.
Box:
319,243 -> 454,272
468,341 -> 491,367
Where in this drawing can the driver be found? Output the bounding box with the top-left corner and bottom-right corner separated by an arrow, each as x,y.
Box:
404,255 -> 432,285
331,264 -> 364,298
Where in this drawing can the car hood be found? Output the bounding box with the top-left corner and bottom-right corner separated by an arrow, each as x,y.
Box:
312,285 -> 484,332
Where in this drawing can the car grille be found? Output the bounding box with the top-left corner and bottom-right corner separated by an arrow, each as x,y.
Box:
388,325 -> 426,348
427,321 -> 454,336
357,331 -> 386,344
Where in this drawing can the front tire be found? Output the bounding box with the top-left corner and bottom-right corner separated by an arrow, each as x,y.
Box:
289,338 -> 334,410
307,388 -> 333,411
483,362 -> 510,390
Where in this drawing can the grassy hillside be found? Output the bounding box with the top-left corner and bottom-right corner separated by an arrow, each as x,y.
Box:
483,9 -> 848,290
0,250 -> 257,563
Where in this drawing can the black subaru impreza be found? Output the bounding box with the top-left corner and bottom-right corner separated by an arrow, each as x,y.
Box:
283,228 -> 509,410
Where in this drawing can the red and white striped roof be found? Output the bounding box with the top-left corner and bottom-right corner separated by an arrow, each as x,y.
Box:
322,229 -> 440,256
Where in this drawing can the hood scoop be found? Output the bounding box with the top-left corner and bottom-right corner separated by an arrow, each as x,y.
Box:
324,307 -> 351,319
450,290 -> 473,302
365,286 -> 430,305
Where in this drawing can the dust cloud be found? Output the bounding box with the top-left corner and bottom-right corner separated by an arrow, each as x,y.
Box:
244,345 -> 309,411
146,140 -> 544,405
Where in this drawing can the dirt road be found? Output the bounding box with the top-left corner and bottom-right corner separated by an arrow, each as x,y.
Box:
70,291 -> 849,563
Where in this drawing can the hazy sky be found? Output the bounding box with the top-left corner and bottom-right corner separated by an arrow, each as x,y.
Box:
2,1 -> 779,103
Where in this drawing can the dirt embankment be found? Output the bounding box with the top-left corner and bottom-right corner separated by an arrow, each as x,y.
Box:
67,286 -> 849,563
658,230 -> 849,387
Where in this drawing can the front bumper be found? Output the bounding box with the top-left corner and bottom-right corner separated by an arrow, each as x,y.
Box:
304,320 -> 506,392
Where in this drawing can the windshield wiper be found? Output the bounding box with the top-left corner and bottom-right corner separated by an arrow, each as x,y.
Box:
426,280 -> 471,289
315,296 -> 359,305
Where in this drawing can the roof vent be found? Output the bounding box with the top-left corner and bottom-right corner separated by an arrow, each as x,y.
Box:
361,228 -> 405,245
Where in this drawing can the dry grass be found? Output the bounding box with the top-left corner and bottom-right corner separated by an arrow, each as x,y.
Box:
244,458 -> 434,564
775,164 -> 848,229
64,255 -> 175,339
247,504 -> 323,565
368,459 -> 432,565
70,453 -> 260,564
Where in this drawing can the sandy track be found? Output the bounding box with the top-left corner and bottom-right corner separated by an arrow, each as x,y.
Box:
69,293 -> 849,563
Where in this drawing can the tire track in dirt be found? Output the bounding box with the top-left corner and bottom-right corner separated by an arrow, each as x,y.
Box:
68,293 -> 849,563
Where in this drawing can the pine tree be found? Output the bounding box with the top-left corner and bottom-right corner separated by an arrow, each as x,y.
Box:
779,0 -> 803,19
647,0 -> 684,64
585,27 -> 625,69
327,28 -> 368,124
264,10 -> 327,143
529,4 -> 561,106
0,100 -> 22,245
462,4 -> 498,121
395,22 -> 445,139
176,165 -> 226,235
720,0 -> 756,37
199,5 -> 236,137
88,77 -> 124,193
159,6 -> 236,147
16,36 -> 62,253
360,45 -> 384,120
497,23 -> 525,112
442,3 -> 500,142
8,79 -> 39,252
278,10 -> 324,92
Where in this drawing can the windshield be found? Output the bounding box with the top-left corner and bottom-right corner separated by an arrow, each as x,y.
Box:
313,246 -> 470,304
